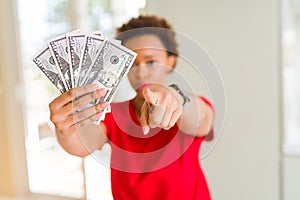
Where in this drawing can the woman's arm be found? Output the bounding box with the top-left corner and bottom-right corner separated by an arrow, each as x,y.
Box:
177,94 -> 214,137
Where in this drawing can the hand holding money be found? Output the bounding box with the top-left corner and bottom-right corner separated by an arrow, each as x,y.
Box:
49,84 -> 109,136
32,30 -> 137,123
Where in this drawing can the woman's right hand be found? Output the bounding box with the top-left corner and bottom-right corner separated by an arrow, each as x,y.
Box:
49,84 -> 109,138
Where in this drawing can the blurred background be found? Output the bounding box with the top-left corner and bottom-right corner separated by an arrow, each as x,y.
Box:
0,0 -> 300,199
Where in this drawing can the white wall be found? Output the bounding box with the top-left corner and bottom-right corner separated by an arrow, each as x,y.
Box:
283,157 -> 300,200
146,0 -> 281,199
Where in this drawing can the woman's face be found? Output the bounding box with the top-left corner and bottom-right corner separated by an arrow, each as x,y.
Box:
124,34 -> 176,92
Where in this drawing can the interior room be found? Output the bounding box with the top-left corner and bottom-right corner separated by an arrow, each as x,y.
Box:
1,0 -> 300,199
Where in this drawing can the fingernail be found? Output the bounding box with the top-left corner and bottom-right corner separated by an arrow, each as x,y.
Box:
97,88 -> 107,93
96,102 -> 109,112
101,102 -> 109,107
91,83 -> 100,89
142,126 -> 150,135
93,112 -> 102,120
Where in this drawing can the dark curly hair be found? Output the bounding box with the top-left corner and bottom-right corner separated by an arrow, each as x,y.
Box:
116,15 -> 178,58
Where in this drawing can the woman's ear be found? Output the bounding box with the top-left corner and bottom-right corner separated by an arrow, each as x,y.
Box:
166,55 -> 177,72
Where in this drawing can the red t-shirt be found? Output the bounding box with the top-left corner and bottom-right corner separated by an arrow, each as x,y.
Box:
103,98 -> 212,200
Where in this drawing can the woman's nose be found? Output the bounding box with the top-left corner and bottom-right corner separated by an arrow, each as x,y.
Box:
135,65 -> 148,80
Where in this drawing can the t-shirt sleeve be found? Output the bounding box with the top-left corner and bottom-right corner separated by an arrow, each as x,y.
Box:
199,96 -> 215,141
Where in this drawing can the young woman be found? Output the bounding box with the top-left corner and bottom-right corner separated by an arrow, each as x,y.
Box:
49,15 -> 214,200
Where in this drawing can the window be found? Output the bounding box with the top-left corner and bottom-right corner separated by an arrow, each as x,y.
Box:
282,0 -> 300,154
17,0 -> 145,199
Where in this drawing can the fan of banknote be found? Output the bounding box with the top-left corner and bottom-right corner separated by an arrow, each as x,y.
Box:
32,31 -> 137,121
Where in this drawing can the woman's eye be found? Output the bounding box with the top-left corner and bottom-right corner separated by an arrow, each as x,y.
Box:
147,60 -> 158,66
130,61 -> 159,69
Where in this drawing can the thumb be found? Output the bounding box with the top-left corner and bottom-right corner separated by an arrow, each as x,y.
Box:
140,102 -> 150,135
